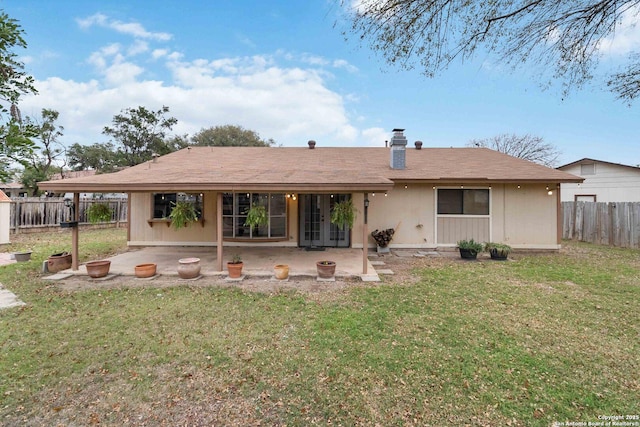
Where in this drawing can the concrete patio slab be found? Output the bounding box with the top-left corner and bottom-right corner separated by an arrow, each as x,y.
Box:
53,246 -> 379,281
0,283 -> 25,310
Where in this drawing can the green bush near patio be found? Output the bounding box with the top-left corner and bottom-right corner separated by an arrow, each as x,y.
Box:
0,229 -> 638,425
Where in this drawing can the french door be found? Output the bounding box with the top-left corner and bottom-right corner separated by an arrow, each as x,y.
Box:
299,194 -> 350,248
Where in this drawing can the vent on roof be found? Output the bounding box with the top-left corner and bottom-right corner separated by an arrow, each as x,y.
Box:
415,141 -> 423,150
308,140 -> 316,149
390,128 -> 407,169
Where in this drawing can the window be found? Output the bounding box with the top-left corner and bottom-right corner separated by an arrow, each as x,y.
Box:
223,193 -> 287,239
437,189 -> 489,215
580,163 -> 595,175
152,193 -> 203,219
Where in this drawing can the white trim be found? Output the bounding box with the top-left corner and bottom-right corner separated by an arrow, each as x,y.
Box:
434,186 -> 492,244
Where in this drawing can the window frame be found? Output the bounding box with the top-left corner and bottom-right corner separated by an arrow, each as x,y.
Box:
222,192 -> 288,241
436,188 -> 491,216
148,192 -> 204,227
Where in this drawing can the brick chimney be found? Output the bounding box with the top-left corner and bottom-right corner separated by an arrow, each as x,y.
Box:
390,128 -> 407,169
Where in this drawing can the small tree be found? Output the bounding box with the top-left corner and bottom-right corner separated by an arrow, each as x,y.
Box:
103,106 -> 178,166
191,125 -> 275,147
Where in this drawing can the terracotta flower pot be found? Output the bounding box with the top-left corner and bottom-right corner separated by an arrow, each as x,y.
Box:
316,261 -> 336,278
135,263 -> 157,278
274,264 -> 289,280
86,260 -> 111,278
227,262 -> 243,279
47,252 -> 72,273
178,257 -> 201,279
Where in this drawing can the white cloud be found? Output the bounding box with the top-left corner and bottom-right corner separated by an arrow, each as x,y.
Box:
599,5 -> 640,56
76,13 -> 173,41
21,51 -> 366,147
361,127 -> 388,146
333,59 -> 358,73
152,49 -> 168,59
128,40 -> 149,56
21,14 -> 377,148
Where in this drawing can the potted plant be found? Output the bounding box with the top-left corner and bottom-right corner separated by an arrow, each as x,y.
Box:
169,201 -> 199,230
371,228 -> 395,253
227,254 -> 244,279
244,205 -> 268,229
330,199 -> 355,230
485,242 -> 512,260
316,260 -> 336,279
457,239 -> 483,260
86,202 -> 113,223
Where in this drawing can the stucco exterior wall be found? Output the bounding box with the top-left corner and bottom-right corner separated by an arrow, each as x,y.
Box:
497,184 -> 559,248
359,183 -> 558,249
560,162 -> 640,202
129,192 -> 300,246
127,184 -> 560,249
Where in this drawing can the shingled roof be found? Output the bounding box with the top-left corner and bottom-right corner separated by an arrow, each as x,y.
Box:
38,146 -> 582,193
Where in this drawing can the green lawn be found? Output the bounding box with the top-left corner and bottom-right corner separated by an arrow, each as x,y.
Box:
1,229 -> 638,426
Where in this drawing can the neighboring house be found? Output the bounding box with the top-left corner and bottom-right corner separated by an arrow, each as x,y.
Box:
0,182 -> 27,198
39,129 -> 582,271
557,158 -> 640,202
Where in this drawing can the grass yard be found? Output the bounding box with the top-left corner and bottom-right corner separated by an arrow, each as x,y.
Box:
1,229 -> 639,426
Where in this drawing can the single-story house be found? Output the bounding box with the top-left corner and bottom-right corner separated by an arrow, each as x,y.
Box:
38,129 -> 582,272
0,181 -> 27,198
557,158 -> 640,202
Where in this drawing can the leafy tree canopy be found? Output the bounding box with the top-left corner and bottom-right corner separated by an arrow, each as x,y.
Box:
0,11 -> 38,182
67,142 -> 120,173
103,105 -> 178,166
191,125 -> 275,147
19,108 -> 65,195
468,133 -> 560,167
341,0 -> 640,103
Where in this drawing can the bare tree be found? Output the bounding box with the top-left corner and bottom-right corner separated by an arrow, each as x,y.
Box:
468,134 -> 560,167
340,0 -> 640,102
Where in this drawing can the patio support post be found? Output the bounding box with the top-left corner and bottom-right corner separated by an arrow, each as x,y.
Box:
216,192 -> 223,271
71,192 -> 79,270
363,193 -> 369,274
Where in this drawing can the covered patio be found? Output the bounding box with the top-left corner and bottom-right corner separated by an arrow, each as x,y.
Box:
52,246 -> 382,281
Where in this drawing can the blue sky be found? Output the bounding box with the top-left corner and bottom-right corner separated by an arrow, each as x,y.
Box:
4,0 -> 639,166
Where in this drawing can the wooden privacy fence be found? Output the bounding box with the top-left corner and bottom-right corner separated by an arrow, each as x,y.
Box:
562,201 -> 640,248
9,197 -> 128,233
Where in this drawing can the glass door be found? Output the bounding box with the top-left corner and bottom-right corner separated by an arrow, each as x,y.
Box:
299,194 -> 350,248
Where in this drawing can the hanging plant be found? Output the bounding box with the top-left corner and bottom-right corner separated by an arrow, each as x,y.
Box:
169,201 -> 198,229
330,199 -> 356,230
86,203 -> 113,223
244,205 -> 268,228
